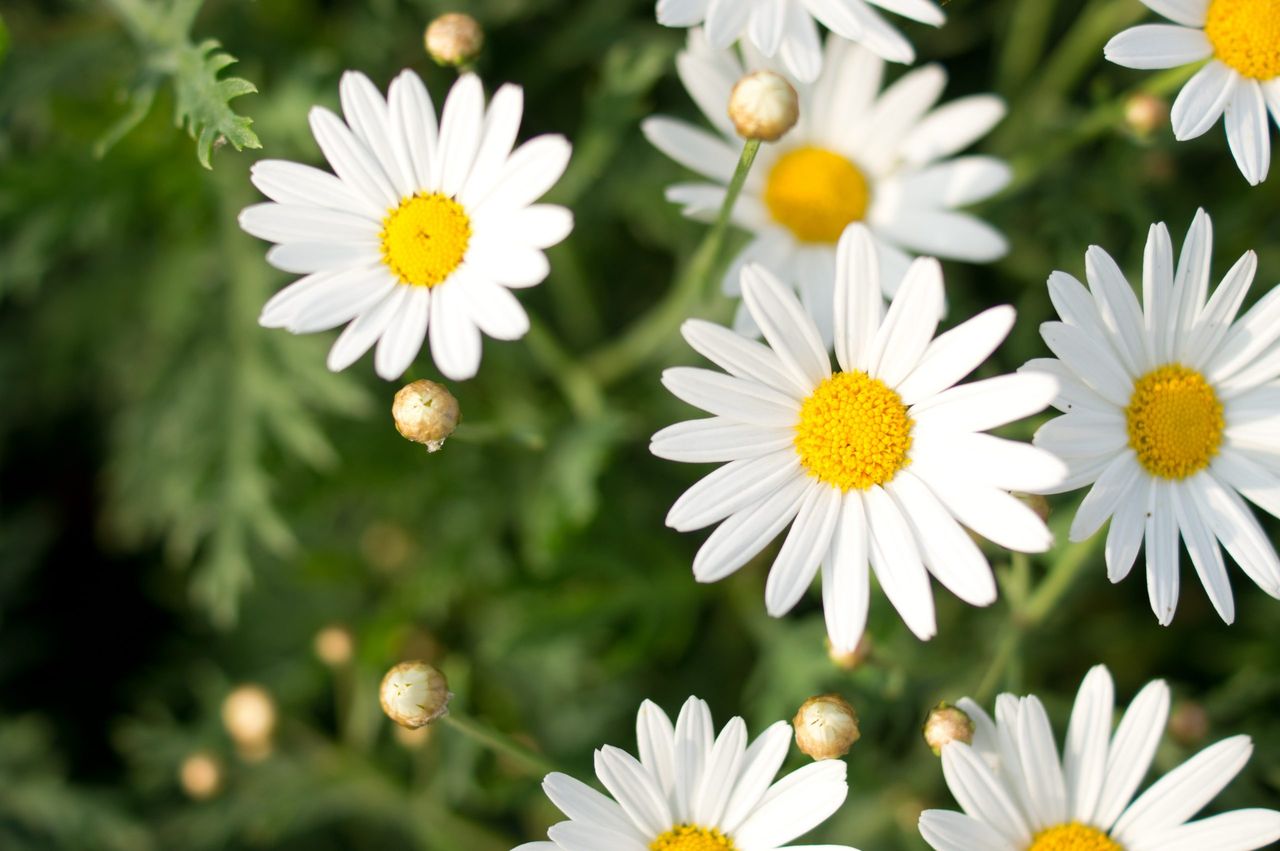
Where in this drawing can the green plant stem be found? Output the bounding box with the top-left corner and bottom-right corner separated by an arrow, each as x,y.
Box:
524,317 -> 605,420
440,713 -> 559,777
584,138 -> 762,387
974,534 -> 1104,703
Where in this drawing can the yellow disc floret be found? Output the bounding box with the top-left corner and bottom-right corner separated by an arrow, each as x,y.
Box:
1204,0 -> 1280,80
1125,364 -> 1224,479
1028,823 -> 1123,851
380,192 -> 471,287
764,146 -> 870,243
794,371 -> 913,491
650,825 -> 737,851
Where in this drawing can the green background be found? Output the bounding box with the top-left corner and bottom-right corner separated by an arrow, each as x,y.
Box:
1,0 -> 1279,848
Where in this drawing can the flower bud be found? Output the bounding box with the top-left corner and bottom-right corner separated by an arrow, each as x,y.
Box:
792,694 -> 859,760
1124,93 -> 1168,137
379,661 -> 452,729
728,70 -> 799,142
221,684 -> 277,760
826,634 -> 872,671
923,701 -> 975,755
1168,699 -> 1209,746
314,624 -> 354,667
425,13 -> 484,67
179,751 -> 222,800
392,379 -> 460,452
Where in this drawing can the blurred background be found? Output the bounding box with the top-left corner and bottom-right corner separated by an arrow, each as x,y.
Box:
2,0 -> 1279,848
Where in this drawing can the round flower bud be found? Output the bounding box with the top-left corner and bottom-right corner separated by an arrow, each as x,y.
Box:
179,751 -> 222,800
792,694 -> 859,760
392,379 -> 460,452
923,701 -> 975,755
1168,699 -> 1210,746
1124,93 -> 1168,137
425,13 -> 484,67
826,635 -> 872,671
221,684 -> 277,759
313,624 -> 354,667
728,70 -> 799,142
379,661 -> 452,729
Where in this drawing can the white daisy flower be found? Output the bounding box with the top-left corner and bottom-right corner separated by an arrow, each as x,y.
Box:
513,695 -> 859,851
240,70 -> 573,381
643,32 -> 1010,343
1023,209 -> 1280,625
650,224 -> 1064,653
920,664 -> 1280,851
1104,0 -> 1280,185
655,0 -> 944,82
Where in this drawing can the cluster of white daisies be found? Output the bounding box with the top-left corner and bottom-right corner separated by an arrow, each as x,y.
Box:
235,0 -> 1280,848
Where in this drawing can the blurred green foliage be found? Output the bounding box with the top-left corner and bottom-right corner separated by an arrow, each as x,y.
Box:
1,0 -> 1278,849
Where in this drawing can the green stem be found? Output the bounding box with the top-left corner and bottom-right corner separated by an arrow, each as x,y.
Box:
440,713 -> 559,777
974,535 -> 1104,702
524,317 -> 605,420
584,138 -> 762,387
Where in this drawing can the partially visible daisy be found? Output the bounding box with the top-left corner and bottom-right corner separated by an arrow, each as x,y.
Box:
513,695 -> 859,851
651,224 -> 1063,654
655,0 -> 945,82
1104,0 -> 1280,185
240,70 -> 572,381
920,664 -> 1280,851
644,32 -> 1009,342
1023,209 -> 1280,625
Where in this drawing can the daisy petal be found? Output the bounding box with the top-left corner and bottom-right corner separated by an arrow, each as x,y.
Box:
1171,61 -> 1237,141
1104,24 -> 1211,69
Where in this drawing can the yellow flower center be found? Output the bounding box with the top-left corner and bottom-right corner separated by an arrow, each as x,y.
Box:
1125,364 -> 1224,480
1204,0 -> 1280,80
794,371 -> 913,491
380,192 -> 472,287
763,146 -> 870,243
650,825 -> 736,851
1027,823 -> 1123,851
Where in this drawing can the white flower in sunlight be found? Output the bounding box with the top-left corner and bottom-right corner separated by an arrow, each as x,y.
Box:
1104,0 -> 1280,185
920,664 -> 1280,851
644,32 -> 1010,343
513,695 -> 859,851
651,225 -> 1063,654
240,70 -> 572,381
1023,209 -> 1280,626
655,0 -> 944,81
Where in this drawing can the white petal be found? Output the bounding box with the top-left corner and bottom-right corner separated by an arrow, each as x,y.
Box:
593,746 -> 673,836
436,73 -> 486,197
1171,479 -> 1234,623
542,772 -> 646,839
1063,665 -> 1115,825
912,467 -> 1054,553
239,202 -> 380,244
741,264 -> 831,390
833,224 -> 884,374
865,484 -> 936,640
899,96 -> 1006,166
459,276 -> 530,341
939,743 -> 1032,846
1104,24 -> 1211,69
911,372 -> 1059,435
666,450 -> 802,532
249,159 -> 370,216
1086,245 -> 1152,376
873,209 -> 1008,263
636,700 -> 677,800
459,83 -> 525,205
374,286 -> 429,379
1069,452 -> 1143,542
326,287 -> 409,373
734,760 -> 850,848
661,367 -> 801,427
1144,480 -> 1181,625
682,318 -> 811,398
265,241 -> 381,275
428,280 -> 483,380
339,71 -> 416,198
919,809 -> 1017,851
1171,61 -> 1237,141
887,472 -> 996,606
897,306 -> 1015,405
865,257 -> 944,387
890,156 -> 1012,208
1039,321 -> 1134,408
1094,678 -> 1170,831
473,135 -> 572,214
1107,476 -> 1153,583
1113,736 -> 1253,840
721,720 -> 793,833
692,716 -> 746,827
387,69 -> 439,192
764,483 -> 841,616
691,475 -> 810,583
1224,81 -> 1271,185
1143,222 -> 1177,364
650,417 -> 796,463
308,106 -> 399,211
1140,0 -> 1208,27
642,116 -> 739,183
1185,250 -> 1257,369
821,492 -> 872,652
913,432 -> 1068,494
1141,809 -> 1280,851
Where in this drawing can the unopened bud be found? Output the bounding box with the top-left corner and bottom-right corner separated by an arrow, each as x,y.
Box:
728,70 -> 799,142
425,13 -> 484,67
221,685 -> 277,760
1124,93 -> 1168,136
923,701 -> 975,755
380,661 -> 452,729
1168,700 -> 1209,746
314,624 -> 354,667
179,751 -> 222,800
392,379 -> 460,451
793,694 -> 859,760
826,634 -> 872,671
1014,492 -> 1051,525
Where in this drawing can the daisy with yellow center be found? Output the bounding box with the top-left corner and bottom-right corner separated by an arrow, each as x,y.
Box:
1023,209 -> 1280,625
240,70 -> 573,381
1105,0 -> 1280,185
644,31 -> 1011,343
920,665 -> 1280,851
651,224 -> 1063,653
511,696 -> 858,851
